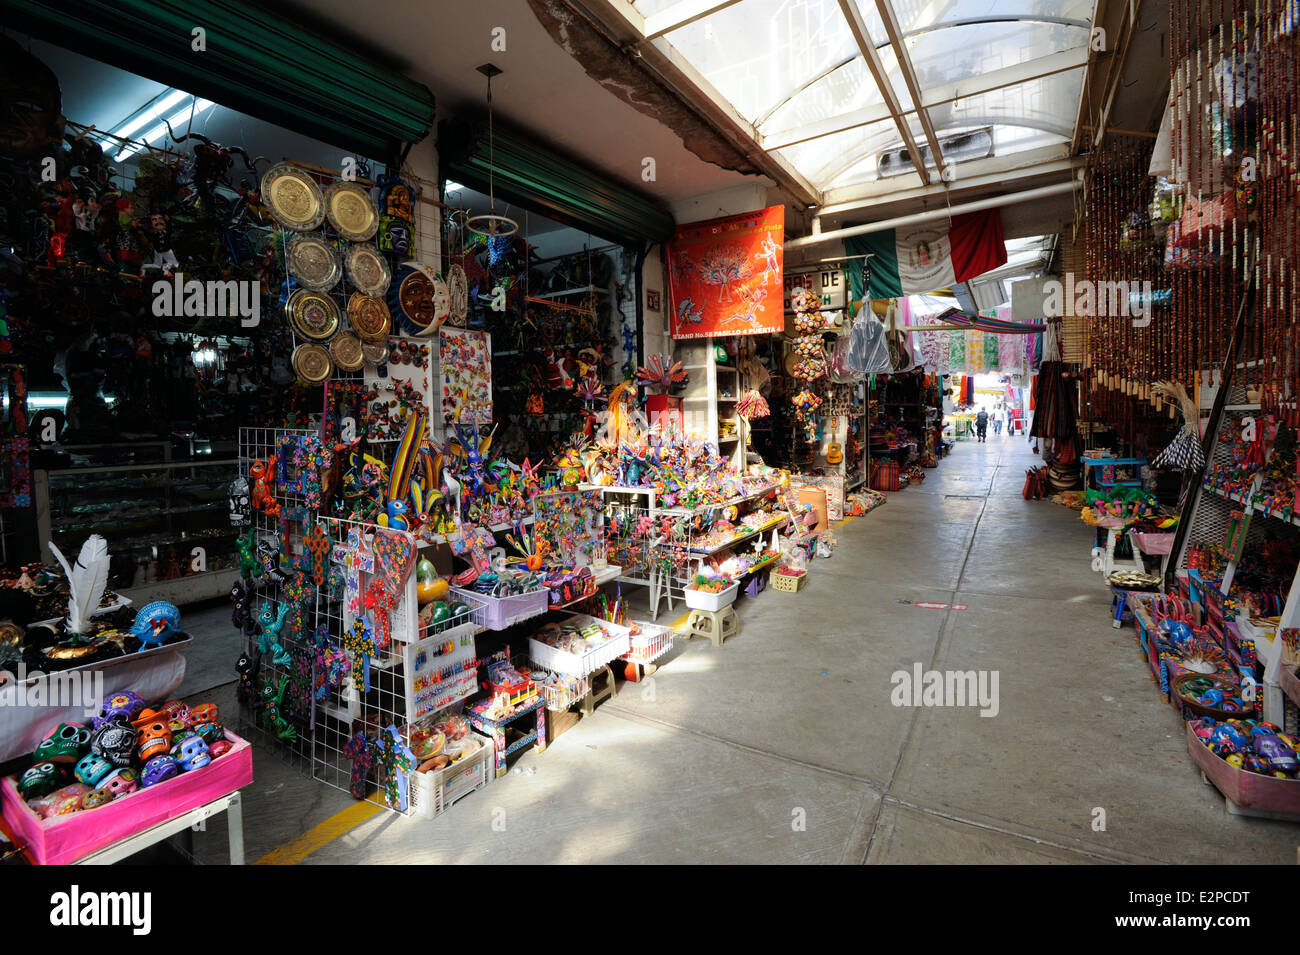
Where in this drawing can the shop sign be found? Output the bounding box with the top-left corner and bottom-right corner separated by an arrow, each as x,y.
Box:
783,267 -> 845,311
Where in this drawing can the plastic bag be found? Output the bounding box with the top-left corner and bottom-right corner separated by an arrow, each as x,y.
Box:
847,317 -> 893,374
829,335 -> 857,383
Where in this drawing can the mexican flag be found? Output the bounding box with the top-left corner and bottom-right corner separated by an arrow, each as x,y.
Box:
845,209 -> 1006,300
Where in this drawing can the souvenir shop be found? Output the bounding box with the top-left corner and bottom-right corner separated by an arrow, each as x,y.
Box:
1034,0 -> 1300,822
0,8 -> 928,859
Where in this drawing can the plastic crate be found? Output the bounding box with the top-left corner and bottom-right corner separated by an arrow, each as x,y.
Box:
451,585 -> 550,630
772,569 -> 807,593
407,732 -> 492,820
683,583 -> 739,611
622,622 -> 674,665
528,614 -> 632,677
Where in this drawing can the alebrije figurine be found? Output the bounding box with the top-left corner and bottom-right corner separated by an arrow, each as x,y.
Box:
256,600 -> 292,665
260,675 -> 297,741
249,458 -> 279,517
236,528 -> 259,579
230,578 -> 257,635
129,600 -> 181,651
235,650 -> 260,706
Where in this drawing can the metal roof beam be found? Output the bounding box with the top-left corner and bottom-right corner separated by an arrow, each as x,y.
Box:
642,0 -> 747,38
762,47 -> 1090,150
875,0 -> 946,177
836,0 -> 930,185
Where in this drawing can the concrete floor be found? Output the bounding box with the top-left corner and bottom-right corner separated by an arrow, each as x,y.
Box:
185,435 -> 1300,864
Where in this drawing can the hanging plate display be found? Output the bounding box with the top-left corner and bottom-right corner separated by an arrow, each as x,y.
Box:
361,341 -> 390,366
346,244 -> 392,295
386,262 -> 448,337
262,163 -> 326,231
347,292 -> 391,341
292,343 -> 333,382
325,181 -> 379,241
287,233 -> 342,291
446,264 -> 468,327
286,288 -> 341,342
330,332 -> 365,372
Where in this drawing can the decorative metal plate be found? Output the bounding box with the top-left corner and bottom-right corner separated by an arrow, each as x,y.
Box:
329,332 -> 364,372
346,244 -> 392,295
361,341 -> 390,366
286,288 -> 341,342
346,292 -> 391,341
325,180 -> 379,241
292,343 -> 333,382
262,163 -> 325,231
287,233 -> 342,292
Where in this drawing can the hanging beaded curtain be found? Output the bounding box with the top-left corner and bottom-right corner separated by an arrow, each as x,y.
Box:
1082,0 -> 1299,447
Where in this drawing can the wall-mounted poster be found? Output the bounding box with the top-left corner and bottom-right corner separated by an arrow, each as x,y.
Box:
667,205 -> 784,339
438,328 -> 492,426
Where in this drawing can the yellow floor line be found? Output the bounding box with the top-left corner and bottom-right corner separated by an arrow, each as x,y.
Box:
254,797 -> 385,865
669,611 -> 692,631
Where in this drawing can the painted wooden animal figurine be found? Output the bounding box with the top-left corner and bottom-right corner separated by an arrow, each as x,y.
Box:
130,601 -> 181,651
256,600 -> 292,665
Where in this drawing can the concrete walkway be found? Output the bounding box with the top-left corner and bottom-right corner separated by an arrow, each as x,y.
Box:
192,435 -> 1300,863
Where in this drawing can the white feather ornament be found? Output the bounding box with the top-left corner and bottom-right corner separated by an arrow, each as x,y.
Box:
48,535 -> 110,635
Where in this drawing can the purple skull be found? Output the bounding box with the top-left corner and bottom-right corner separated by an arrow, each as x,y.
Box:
1254,735 -> 1299,773
140,754 -> 179,788
94,691 -> 145,729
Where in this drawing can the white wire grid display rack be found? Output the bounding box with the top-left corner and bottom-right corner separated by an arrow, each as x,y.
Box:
235,426 -> 477,816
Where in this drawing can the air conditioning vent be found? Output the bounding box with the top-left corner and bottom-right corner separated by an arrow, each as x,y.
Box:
877,127 -> 995,178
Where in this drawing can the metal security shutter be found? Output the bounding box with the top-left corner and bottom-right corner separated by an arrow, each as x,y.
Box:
439,117 -> 674,245
2,0 -> 434,159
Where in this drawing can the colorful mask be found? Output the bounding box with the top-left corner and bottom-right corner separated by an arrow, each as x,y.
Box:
34,722 -> 91,764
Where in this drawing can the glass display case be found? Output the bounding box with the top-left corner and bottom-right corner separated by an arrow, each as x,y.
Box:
33,441 -> 239,605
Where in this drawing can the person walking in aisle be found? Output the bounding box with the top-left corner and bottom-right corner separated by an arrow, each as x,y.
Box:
1006,406 -> 1015,436
975,407 -> 989,442
992,402 -> 1003,436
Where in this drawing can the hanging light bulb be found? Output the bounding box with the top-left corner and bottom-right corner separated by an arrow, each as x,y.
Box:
467,64 -> 519,239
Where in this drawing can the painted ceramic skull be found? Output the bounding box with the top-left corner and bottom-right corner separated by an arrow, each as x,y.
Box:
34,722 -> 91,764
208,740 -> 233,759
172,735 -> 211,771
136,720 -> 171,761
1255,734 -> 1299,773
73,752 -> 114,786
81,788 -> 114,810
94,691 -> 145,729
18,762 -> 63,799
95,767 -> 139,797
140,754 -> 179,787
189,703 -> 219,726
90,722 -> 136,767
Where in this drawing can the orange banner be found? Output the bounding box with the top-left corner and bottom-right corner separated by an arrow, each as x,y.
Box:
667,205 -> 784,339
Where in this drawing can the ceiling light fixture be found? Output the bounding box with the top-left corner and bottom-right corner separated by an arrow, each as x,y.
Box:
466,64 -> 518,239
114,97 -> 216,162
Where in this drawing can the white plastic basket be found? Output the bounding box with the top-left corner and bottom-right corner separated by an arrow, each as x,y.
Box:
530,669 -> 591,711
450,585 -> 550,630
528,614 -> 632,677
683,582 -> 739,611
407,732 -> 493,820
622,621 -> 674,665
